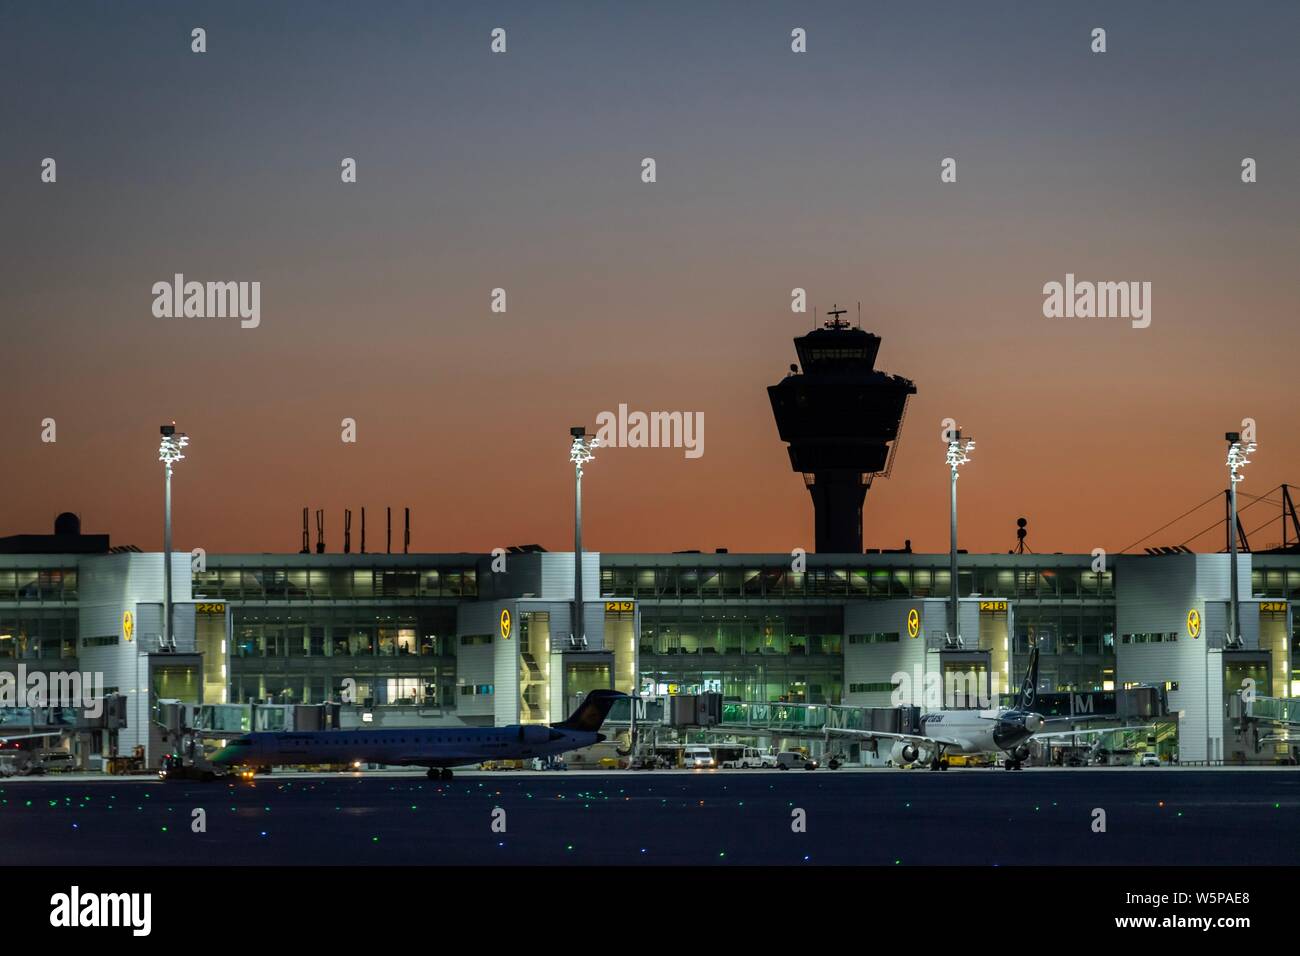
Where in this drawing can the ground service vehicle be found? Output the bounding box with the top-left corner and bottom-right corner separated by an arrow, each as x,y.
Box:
776,751 -> 817,770
722,747 -> 775,768
683,745 -> 716,769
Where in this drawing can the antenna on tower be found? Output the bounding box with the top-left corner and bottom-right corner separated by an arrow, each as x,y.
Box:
386,507 -> 392,555
826,303 -> 848,329
315,510 -> 325,554
857,301 -> 862,329
360,507 -> 367,555
404,508 -> 410,554
344,510 -> 352,554
300,508 -> 310,554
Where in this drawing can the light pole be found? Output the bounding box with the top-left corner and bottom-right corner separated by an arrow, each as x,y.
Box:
1226,432 -> 1256,647
158,424 -> 189,652
945,430 -> 975,649
569,428 -> 599,650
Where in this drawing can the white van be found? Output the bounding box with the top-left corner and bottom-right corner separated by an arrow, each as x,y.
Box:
776,751 -> 818,771
683,745 -> 716,769
723,747 -> 776,769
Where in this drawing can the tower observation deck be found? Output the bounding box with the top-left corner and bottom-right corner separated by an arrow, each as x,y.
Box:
767,310 -> 917,553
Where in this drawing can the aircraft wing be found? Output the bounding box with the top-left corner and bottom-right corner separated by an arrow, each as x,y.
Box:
1033,725 -> 1154,740
823,727 -> 972,750
0,731 -> 66,743
746,725 -> 972,750
1040,714 -> 1145,728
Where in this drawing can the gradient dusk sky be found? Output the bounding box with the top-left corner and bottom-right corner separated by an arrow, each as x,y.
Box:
2,1 -> 1298,557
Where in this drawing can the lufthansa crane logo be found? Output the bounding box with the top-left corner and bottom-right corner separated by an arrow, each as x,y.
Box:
122,610 -> 134,643
907,608 -> 920,639
499,609 -> 512,640
1187,609 -> 1201,639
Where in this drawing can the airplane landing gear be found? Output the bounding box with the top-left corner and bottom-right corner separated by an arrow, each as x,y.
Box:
427,768 -> 454,780
1003,758 -> 1023,771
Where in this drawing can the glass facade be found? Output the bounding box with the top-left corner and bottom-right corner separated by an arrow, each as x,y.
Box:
519,611 -> 550,723
637,605 -> 843,704
193,565 -> 477,601
605,559 -> 1116,705
602,561 -> 1113,600
228,606 -> 457,706
1251,566 -> 1300,599
0,567 -> 78,602
0,608 -> 79,660
1014,605 -> 1116,692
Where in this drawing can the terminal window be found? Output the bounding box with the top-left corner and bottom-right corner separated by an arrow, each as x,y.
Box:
848,633 -> 900,644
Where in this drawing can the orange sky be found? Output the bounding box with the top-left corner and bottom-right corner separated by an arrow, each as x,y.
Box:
3,2 -> 1298,557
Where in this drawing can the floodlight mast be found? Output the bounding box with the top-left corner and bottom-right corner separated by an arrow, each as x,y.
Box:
946,431 -> 975,648
158,424 -> 189,652
569,428 -> 599,650
1226,432 -> 1256,646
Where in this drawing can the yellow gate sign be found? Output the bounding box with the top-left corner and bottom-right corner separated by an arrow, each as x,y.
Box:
605,601 -> 634,612
1186,609 -> 1201,639
907,608 -> 920,639
122,610 -> 134,643
499,609 -> 512,640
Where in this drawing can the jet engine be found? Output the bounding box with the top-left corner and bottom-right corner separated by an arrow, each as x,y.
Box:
890,741 -> 919,765
1010,744 -> 1031,762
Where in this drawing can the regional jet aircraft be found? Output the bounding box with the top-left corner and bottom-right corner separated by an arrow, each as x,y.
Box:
212,689 -> 624,779
833,648 -> 1147,770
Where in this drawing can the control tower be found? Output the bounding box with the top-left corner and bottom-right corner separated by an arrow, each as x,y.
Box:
767,308 -> 917,553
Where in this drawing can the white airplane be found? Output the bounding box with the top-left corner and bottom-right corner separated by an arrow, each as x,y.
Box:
832,648 -> 1147,771
211,689 -> 624,780
0,730 -> 69,775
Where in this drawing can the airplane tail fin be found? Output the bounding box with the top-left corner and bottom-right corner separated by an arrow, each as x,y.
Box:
553,689 -> 625,733
1016,646 -> 1040,711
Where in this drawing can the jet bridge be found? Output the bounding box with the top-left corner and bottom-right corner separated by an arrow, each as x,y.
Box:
0,695 -> 129,772
1231,692 -> 1300,761
719,700 -> 921,736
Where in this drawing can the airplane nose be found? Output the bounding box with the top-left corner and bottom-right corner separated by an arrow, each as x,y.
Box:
1024,714 -> 1043,734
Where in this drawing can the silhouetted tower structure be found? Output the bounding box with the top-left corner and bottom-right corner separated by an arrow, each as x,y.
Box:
768,307 -> 916,553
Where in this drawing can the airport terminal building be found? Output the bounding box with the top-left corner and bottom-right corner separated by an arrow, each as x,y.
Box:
2,519 -> 1297,767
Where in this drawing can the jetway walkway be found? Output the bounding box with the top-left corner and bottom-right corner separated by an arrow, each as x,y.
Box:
1242,695 -> 1300,727
167,701 -> 341,738
1230,693 -> 1300,760
720,700 -> 917,735
0,697 -> 127,740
